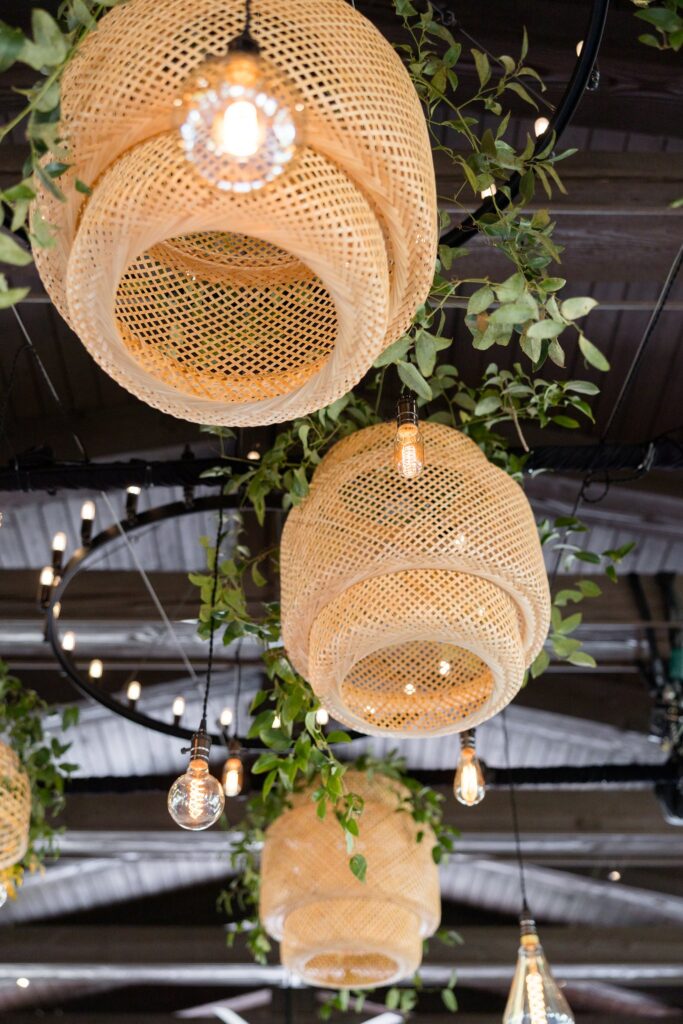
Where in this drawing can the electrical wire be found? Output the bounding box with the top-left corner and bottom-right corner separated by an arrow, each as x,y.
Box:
234,639 -> 244,737
201,498 -> 225,729
501,710 -> 530,915
100,490 -> 200,686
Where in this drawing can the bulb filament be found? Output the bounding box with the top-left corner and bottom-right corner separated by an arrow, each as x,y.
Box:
526,966 -> 547,1024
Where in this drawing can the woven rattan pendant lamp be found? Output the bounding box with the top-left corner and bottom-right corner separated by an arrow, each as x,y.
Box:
0,743 -> 31,871
281,423 -> 551,737
32,0 -> 437,426
260,771 -> 440,988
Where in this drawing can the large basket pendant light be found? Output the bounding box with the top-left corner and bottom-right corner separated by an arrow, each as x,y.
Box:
0,743 -> 31,871
259,772 -> 440,989
281,423 -> 551,737
32,0 -> 437,426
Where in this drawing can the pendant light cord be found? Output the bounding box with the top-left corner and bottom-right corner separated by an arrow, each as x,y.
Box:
502,710 -> 530,916
244,0 -> 252,35
200,498 -> 225,730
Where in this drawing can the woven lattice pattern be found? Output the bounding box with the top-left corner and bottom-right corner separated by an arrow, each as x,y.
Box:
260,772 -> 440,988
281,423 -> 550,736
0,743 -> 31,871
33,0 -> 437,425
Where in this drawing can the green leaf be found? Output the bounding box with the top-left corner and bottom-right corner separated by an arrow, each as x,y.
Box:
467,285 -> 494,315
349,853 -> 367,882
471,48 -> 491,87
0,20 -> 25,72
373,334 -> 412,368
416,331 -> 438,378
506,80 -> 538,108
552,415 -> 580,429
489,294 -> 538,325
567,650 -> 597,668
441,988 -> 458,1012
0,286 -> 30,308
578,334 -> 610,371
0,232 -> 33,267
397,360 -> 432,400
495,272 -> 526,303
22,10 -> 69,71
530,648 -> 550,678
560,296 -> 598,320
474,395 -> 501,416
578,579 -> 602,598
526,319 -> 564,340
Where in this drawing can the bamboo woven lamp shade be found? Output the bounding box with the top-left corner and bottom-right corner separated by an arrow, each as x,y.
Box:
0,743 -> 31,871
32,0 -> 437,426
281,422 -> 551,737
259,772 -> 440,988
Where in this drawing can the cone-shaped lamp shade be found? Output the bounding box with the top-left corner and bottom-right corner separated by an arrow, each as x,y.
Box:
503,917 -> 574,1024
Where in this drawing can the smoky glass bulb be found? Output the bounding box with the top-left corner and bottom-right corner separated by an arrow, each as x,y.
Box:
179,51 -> 303,193
394,422 -> 425,480
504,923 -> 574,1024
454,746 -> 485,807
168,758 -> 225,830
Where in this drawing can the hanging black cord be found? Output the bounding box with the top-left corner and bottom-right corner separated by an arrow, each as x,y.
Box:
502,711 -> 530,916
232,0 -> 259,52
200,498 -> 225,730
550,242 -> 683,588
234,640 -> 244,737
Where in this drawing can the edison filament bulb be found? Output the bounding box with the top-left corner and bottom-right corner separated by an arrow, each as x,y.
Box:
168,731 -> 225,831
221,740 -> 245,798
454,729 -> 485,807
394,396 -> 425,480
179,48 -> 304,193
504,915 -> 574,1024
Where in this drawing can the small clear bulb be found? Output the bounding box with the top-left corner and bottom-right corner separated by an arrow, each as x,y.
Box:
168,731 -> 225,831
179,49 -> 303,193
534,117 -> 550,137
454,729 -> 485,807
394,396 -> 425,480
221,740 -> 244,798
504,916 -> 575,1024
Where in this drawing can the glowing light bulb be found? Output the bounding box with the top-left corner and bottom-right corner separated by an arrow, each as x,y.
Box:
246,449 -> 261,462
52,531 -> 67,553
168,731 -> 225,830
39,566 -> 55,588
454,730 -> 485,807
503,916 -> 575,1024
179,50 -> 303,193
272,714 -> 281,729
172,696 -> 186,722
16,977 -> 30,989
608,869 -> 621,882
88,659 -> 103,680
534,117 -> 550,137
127,680 -> 142,704
394,396 -> 425,480
575,40 -> 583,56
315,707 -> 329,726
62,631 -> 76,652
219,707 -> 234,728
404,683 -> 416,696
80,501 -> 95,522
438,659 -> 452,676
481,183 -> 497,199
53,601 -> 61,620
221,741 -> 244,797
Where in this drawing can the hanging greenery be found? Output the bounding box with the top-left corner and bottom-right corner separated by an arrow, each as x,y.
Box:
631,0 -> 683,50
0,660 -> 78,898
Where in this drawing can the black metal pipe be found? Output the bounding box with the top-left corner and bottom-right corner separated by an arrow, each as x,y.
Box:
2,438 -> 681,493
440,0 -> 610,248
64,761 -> 680,794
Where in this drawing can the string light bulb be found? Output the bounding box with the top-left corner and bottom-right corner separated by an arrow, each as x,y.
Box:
221,739 -> 245,798
127,680 -> 142,706
454,729 -> 485,807
38,565 -> 55,609
534,117 -> 550,137
504,915 -> 575,1024
51,531 -> 67,573
394,396 -> 425,480
61,630 -> 76,652
219,707 -> 234,729
172,696 -> 186,724
168,730 -> 225,830
178,5 -> 304,195
481,183 -> 497,199
80,500 -> 95,545
126,485 -> 141,522
315,707 -> 329,727
88,659 -> 104,680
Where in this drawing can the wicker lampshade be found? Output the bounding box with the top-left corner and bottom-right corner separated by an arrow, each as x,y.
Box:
32,0 -> 437,426
281,423 -> 551,737
0,743 -> 31,871
260,771 -> 440,988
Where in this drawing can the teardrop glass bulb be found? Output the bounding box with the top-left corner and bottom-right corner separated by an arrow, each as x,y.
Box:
504,918 -> 574,1024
